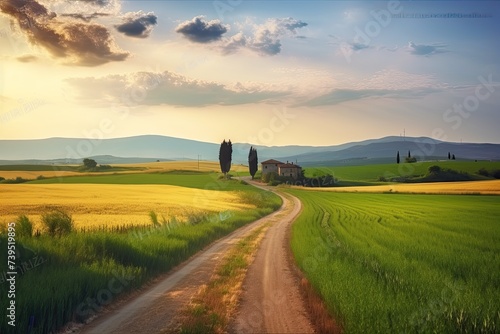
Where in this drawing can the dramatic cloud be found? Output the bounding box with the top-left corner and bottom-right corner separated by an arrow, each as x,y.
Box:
66,71 -> 288,107
115,11 -> 157,38
176,16 -> 228,43
222,17 -> 308,56
408,42 -> 448,56
0,0 -> 128,66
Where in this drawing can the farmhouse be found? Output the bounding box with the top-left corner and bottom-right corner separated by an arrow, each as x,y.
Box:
261,159 -> 302,179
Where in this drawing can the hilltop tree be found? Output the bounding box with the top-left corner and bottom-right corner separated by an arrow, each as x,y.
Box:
448,152 -> 451,160
408,150 -> 411,158
396,151 -> 400,164
248,146 -> 258,179
219,139 -> 232,178
83,158 -> 97,169
452,154 -> 456,160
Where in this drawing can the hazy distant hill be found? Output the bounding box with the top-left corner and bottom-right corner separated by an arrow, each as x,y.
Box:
0,135 -> 499,165
280,138 -> 500,165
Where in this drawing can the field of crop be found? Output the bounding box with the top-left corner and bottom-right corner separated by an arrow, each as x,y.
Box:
288,190 -> 500,333
306,161 -> 500,183
0,170 -> 281,333
0,183 -> 252,230
299,179 -> 500,195
0,161 -> 250,181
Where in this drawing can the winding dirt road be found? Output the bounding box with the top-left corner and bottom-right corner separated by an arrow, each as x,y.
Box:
75,181 -> 313,333
229,187 -> 315,333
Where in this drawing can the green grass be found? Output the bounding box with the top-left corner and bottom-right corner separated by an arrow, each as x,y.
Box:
288,189 -> 500,333
27,172 -> 253,191
0,180 -> 281,333
305,161 -> 500,183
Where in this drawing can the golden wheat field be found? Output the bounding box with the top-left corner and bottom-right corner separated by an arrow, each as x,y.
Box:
0,161 -> 248,180
0,170 -> 84,179
299,180 -> 500,195
116,161 -> 248,173
0,184 -> 252,230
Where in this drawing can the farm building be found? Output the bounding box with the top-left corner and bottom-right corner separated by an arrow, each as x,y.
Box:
261,159 -> 302,179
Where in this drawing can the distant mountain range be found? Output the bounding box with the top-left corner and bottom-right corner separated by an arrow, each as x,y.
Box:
0,135 -> 499,165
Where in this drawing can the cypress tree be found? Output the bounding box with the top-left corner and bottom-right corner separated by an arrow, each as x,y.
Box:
219,139 -> 233,178
248,146 -> 258,179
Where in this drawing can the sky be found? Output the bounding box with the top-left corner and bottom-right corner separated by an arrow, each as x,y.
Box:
0,0 -> 499,147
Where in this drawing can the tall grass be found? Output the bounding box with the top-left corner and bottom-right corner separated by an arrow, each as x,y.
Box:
288,190 -> 500,333
0,187 -> 281,333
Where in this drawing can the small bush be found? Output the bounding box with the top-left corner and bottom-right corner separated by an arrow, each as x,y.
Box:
2,176 -> 29,184
492,170 -> 500,179
36,175 -> 45,180
16,215 -> 33,238
0,176 -> 5,182
428,165 -> 442,175
477,168 -> 490,177
405,156 -> 417,163
41,210 -> 73,237
378,176 -> 387,182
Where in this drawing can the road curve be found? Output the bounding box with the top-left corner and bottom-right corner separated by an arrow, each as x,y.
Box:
77,181 -> 299,333
229,182 -> 315,333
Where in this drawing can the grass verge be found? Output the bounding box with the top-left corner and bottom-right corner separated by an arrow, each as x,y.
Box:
174,223 -> 271,334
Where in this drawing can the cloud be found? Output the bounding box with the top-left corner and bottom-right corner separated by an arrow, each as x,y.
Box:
221,17 -> 308,56
77,0 -> 112,6
115,11 -> 157,38
66,71 -> 288,107
350,42 -> 369,51
407,42 -> 448,56
60,13 -> 110,22
176,16 -> 228,43
0,0 -> 128,66
17,54 -> 37,62
296,87 -> 440,107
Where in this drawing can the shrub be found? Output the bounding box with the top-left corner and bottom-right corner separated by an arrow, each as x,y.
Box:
405,156 -> 417,163
428,165 -> 442,175
41,210 -> 73,237
477,168 -> 490,177
2,176 -> 29,184
262,172 -> 279,184
378,176 -> 387,182
492,170 -> 500,179
0,176 -> 4,182
16,215 -> 33,238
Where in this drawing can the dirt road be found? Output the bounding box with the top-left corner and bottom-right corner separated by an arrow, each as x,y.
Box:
229,186 -> 315,333
76,181 -> 313,333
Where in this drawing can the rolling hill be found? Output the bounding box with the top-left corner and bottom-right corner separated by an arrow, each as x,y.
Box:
0,135 -> 499,165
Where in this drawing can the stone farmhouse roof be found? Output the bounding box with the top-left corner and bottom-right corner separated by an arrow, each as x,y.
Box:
261,159 -> 284,164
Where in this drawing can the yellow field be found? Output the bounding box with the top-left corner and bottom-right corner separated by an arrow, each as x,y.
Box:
296,180 -> 500,195
0,161 -> 248,180
116,161 -> 248,173
0,170 -> 85,179
0,183 -> 252,230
